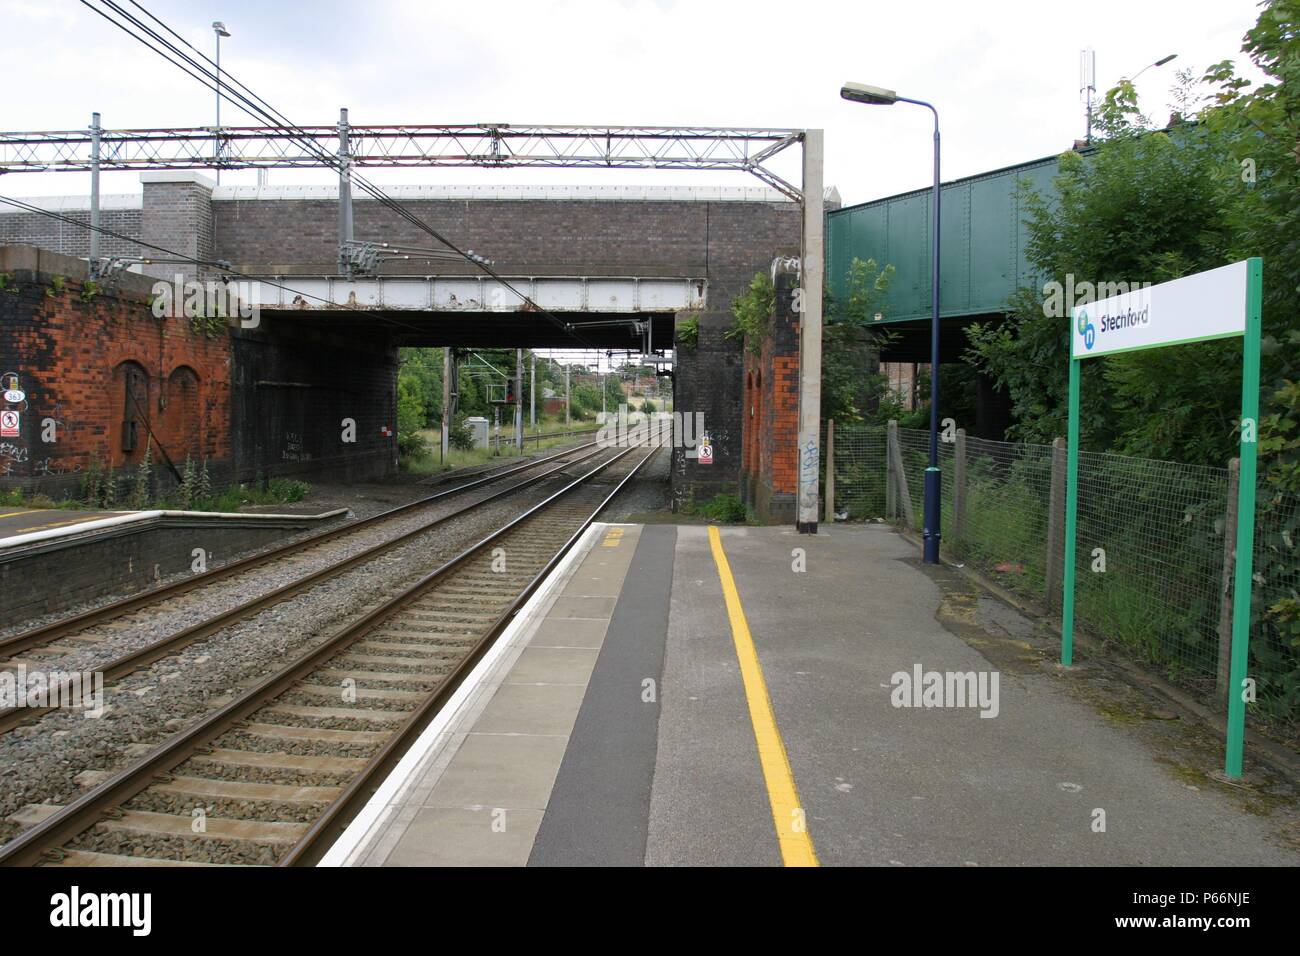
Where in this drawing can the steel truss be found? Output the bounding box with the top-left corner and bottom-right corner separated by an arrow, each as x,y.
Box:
0,124 -> 806,199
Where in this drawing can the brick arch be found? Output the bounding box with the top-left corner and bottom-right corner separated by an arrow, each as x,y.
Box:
160,365 -> 202,463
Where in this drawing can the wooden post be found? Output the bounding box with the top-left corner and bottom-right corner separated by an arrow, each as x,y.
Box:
887,420 -> 915,528
1045,436 -> 1067,608
952,428 -> 967,554
1216,457 -> 1241,701
824,419 -> 836,524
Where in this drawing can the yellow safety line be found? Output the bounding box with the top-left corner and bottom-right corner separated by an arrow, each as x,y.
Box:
0,510 -> 35,518
3,514 -> 102,533
707,525 -> 818,867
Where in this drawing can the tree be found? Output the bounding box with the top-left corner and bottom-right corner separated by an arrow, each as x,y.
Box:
965,70 -> 1244,462
823,257 -> 897,425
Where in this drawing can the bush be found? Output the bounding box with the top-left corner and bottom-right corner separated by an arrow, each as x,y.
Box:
689,493 -> 748,523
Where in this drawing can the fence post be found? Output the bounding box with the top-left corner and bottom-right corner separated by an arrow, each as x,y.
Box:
886,421 -> 897,521
1044,437 -> 1067,609
1216,457 -> 1241,701
952,428 -> 967,554
824,419 -> 836,524
887,421 -> 915,528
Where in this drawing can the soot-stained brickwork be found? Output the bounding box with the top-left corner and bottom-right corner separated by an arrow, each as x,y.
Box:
2,180 -> 803,505
0,245 -> 398,497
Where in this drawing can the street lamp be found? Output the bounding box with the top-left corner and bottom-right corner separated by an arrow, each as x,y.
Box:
841,81 -> 944,564
213,21 -> 230,182
1126,53 -> 1178,83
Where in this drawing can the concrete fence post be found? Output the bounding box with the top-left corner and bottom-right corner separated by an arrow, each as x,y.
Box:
887,420 -> 915,528
886,421 -> 897,521
1045,436 -> 1067,609
824,419 -> 836,524
952,428 -> 967,554
1216,457 -> 1241,701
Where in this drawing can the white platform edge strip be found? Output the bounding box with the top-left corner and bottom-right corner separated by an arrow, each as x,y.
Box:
0,507 -> 349,551
318,520 -> 624,867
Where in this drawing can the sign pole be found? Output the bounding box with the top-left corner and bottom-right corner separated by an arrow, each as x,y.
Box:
1224,257 -> 1263,778
1061,355 -> 1081,667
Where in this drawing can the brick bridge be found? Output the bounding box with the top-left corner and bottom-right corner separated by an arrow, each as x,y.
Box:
0,176 -> 823,520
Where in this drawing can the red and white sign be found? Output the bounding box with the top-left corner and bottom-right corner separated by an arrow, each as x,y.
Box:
380,425 -> 393,438
0,409 -> 18,437
697,442 -> 713,465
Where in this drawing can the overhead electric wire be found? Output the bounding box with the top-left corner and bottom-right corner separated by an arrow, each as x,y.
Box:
81,0 -> 598,348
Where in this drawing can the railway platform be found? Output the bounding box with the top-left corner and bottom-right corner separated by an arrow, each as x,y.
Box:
326,522 -> 1300,868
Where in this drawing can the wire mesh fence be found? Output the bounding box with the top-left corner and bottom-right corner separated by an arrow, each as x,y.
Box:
828,422 -> 1300,727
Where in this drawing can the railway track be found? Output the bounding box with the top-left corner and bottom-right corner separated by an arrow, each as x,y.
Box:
0,443 -> 657,866
0,440 -> 606,734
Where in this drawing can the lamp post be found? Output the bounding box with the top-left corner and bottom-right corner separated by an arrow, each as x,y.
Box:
213,21 -> 230,182
1126,53 -> 1178,83
841,82 -> 943,564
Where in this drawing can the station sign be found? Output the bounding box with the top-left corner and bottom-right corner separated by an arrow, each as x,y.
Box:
1071,260 -> 1249,359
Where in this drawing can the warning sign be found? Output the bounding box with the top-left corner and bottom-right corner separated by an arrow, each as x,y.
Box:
0,409 -> 18,438
697,442 -> 713,465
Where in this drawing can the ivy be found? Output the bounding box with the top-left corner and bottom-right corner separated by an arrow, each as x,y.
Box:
675,316 -> 699,351
725,272 -> 775,354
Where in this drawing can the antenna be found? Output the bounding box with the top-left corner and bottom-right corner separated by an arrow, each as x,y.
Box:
1080,48 -> 1097,144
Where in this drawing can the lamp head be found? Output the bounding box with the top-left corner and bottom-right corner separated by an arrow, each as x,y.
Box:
213,21 -> 230,37
840,82 -> 898,106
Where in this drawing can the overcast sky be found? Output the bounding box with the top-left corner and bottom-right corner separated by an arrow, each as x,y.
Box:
0,0 -> 1269,205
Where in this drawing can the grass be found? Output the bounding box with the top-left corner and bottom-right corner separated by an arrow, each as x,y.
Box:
0,487 -> 86,511
185,478 -> 311,513
1,478 -> 310,514
401,425 -> 597,476
680,493 -> 749,523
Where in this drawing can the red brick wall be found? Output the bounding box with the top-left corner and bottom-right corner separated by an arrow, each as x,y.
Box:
738,266 -> 801,522
0,274 -> 231,490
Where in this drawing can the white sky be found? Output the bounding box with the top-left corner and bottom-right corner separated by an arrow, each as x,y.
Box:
0,0 -> 1269,206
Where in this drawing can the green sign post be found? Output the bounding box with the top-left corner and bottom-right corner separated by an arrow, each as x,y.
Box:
1061,258 -> 1263,778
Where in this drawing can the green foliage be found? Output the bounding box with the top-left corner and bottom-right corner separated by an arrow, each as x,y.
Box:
45,275 -> 66,298
683,493 -> 748,523
675,316 -> 699,351
726,272 -> 775,354
397,375 -> 428,459
641,399 -> 657,414
448,417 -> 475,451
190,477 -> 310,513
80,279 -> 100,302
80,455 -> 103,507
823,258 -> 897,425
130,447 -> 153,510
179,455 -> 198,510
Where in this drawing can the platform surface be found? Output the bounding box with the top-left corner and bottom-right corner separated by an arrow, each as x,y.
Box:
335,522 -> 1300,867
0,506 -> 128,540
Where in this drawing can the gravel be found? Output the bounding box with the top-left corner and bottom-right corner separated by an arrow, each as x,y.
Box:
0,445 -> 619,845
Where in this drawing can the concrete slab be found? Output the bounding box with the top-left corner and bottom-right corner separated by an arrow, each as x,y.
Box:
336,523 -> 645,867
337,517 -> 1299,869
657,524 -> 1300,867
